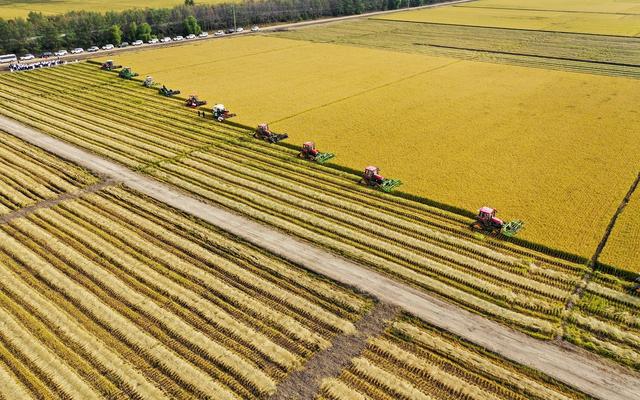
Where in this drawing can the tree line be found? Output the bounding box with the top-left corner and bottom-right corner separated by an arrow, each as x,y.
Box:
0,0 -> 447,55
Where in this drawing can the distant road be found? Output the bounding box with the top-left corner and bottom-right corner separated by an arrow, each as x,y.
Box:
1,115 -> 640,400
0,0 -> 474,71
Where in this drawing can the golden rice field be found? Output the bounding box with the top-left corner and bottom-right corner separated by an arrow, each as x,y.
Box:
1,61 -> 640,372
318,317 -> 588,400
460,0 -> 640,14
600,183 -> 640,272
0,0 -> 230,19
99,35 -> 640,259
375,0 -> 640,37
0,130 -> 97,214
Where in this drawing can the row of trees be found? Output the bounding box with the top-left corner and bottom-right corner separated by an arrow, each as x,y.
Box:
0,0 -> 446,55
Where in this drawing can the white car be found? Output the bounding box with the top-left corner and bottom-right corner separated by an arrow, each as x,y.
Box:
148,38 -> 159,44
236,27 -> 244,33
198,32 -> 209,38
172,36 -> 184,41
214,30 -> 224,36
251,25 -> 260,32
132,40 -> 144,46
70,48 -> 84,54
54,50 -> 68,56
19,54 -> 34,61
186,34 -> 196,39
101,44 -> 114,50
160,37 -> 171,43
87,46 -> 99,52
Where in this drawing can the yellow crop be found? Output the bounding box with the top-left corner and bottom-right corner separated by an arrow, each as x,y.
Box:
0,0 -> 232,19
600,186 -> 640,272
90,35 -> 640,258
374,0 -> 640,36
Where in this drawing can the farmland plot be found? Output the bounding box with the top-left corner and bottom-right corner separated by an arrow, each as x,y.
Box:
318,317 -> 588,400
0,185 -> 370,398
4,63 -> 640,372
90,36 -> 640,258
0,130 -> 97,214
374,0 -> 640,36
600,185 -> 640,273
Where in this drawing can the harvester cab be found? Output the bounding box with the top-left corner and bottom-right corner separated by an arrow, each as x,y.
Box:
101,60 -> 121,71
473,206 -> 524,237
359,166 -> 402,192
212,104 -> 237,122
159,85 -> 181,97
298,141 -> 335,163
186,95 -> 207,108
253,123 -> 288,143
142,76 -> 155,87
118,67 -> 139,79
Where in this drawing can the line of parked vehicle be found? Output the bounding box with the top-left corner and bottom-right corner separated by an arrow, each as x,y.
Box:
2,26 -> 260,63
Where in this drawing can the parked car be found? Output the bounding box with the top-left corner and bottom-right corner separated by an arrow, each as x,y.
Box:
87,46 -> 99,52
40,51 -> 53,58
160,37 -> 171,43
101,44 -> 114,50
71,47 -> 84,54
198,32 -> 209,38
119,42 -> 129,48
172,36 -> 184,41
214,30 -> 224,36
132,40 -> 143,46
53,49 -> 68,56
186,34 -> 196,39
251,25 -> 260,32
19,54 -> 35,61
225,28 -> 235,34
236,27 -> 244,33
148,38 -> 159,44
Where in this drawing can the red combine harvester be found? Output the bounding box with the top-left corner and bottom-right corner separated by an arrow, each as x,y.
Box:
254,123 -> 288,143
212,104 -> 236,121
185,95 -> 207,108
359,166 -> 402,192
472,206 -> 524,237
100,60 -> 121,71
298,141 -> 335,163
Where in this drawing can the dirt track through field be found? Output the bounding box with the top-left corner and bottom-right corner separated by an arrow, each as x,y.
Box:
271,303 -> 399,400
2,116 -> 640,400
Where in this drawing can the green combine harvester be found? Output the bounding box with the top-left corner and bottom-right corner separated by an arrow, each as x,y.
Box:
119,67 -> 139,79
298,141 -> 335,164
159,85 -> 181,96
359,166 -> 402,193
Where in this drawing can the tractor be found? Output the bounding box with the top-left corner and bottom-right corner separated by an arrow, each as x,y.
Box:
142,76 -> 155,88
298,141 -> 335,164
254,123 -> 288,143
185,95 -> 207,108
118,67 -> 139,79
359,166 -> 402,192
100,60 -> 121,71
159,85 -> 180,97
212,104 -> 236,122
472,206 -> 524,238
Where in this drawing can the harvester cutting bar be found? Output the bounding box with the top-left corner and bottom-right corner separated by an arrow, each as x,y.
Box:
314,152 -> 335,164
501,220 -> 524,237
380,179 -> 402,192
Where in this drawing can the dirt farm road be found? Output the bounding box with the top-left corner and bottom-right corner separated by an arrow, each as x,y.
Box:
1,116 -> 639,400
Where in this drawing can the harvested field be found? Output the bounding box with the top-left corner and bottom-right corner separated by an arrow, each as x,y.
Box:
92,36 -> 640,259
0,130 -> 97,214
374,0 -> 640,36
0,184 -> 371,398
317,316 -> 589,400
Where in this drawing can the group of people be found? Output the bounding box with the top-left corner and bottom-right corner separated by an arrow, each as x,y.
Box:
9,59 -> 71,72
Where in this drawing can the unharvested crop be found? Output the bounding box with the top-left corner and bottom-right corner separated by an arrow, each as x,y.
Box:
600,187 -> 640,272
374,0 -> 640,36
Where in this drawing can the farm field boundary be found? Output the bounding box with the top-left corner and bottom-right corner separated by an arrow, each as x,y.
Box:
1,115 -> 639,400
